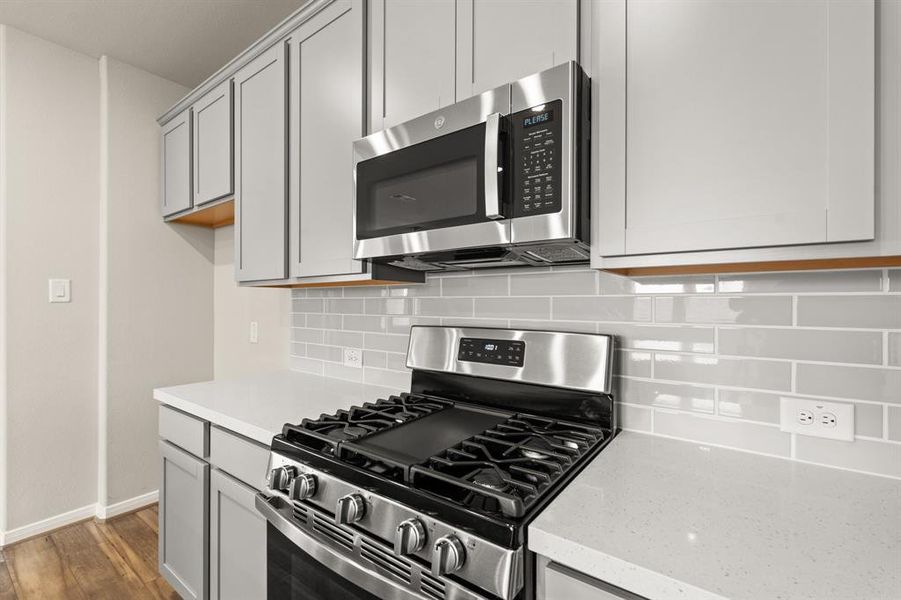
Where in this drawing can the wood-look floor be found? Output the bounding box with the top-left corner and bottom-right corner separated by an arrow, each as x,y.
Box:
0,505 -> 178,600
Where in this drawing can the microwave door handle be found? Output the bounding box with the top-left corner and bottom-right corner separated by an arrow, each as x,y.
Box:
484,112 -> 503,220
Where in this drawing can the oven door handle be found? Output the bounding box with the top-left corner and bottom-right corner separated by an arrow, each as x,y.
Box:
255,493 -> 449,600
484,112 -> 503,220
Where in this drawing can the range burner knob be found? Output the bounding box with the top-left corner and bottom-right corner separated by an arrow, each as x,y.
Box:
335,493 -> 366,525
394,518 -> 426,556
288,473 -> 317,501
431,535 -> 466,577
268,466 -> 296,492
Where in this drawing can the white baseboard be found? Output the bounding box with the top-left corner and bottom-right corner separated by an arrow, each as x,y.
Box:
0,490 -> 159,547
1,503 -> 96,547
95,490 -> 158,520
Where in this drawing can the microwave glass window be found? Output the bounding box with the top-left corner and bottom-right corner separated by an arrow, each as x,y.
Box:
369,157 -> 478,230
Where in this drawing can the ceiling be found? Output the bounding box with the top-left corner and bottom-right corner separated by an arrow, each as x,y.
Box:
0,0 -> 308,88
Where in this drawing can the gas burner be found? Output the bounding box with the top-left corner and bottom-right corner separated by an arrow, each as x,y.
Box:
520,437 -> 555,460
472,468 -> 508,491
328,425 -> 370,440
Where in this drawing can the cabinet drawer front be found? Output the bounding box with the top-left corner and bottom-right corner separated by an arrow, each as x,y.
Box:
544,562 -> 647,600
209,426 -> 269,491
159,404 -> 209,458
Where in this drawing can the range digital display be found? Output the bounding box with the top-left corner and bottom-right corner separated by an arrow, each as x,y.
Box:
458,338 -> 525,367
523,109 -> 553,128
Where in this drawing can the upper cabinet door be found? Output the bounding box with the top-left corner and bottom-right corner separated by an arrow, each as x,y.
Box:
456,0 -> 579,98
193,80 -> 233,206
369,0 -> 457,130
595,0 -> 875,258
233,43 -> 288,282
288,0 -> 366,278
160,109 -> 192,217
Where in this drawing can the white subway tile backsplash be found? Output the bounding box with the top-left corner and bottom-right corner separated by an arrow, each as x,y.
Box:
716,389 -> 781,424
475,297 -> 549,319
797,296 -> 901,329
718,327 -> 883,365
511,271 -> 596,296
795,437 -> 901,478
653,411 -> 792,457
655,296 -> 793,325
442,274 -> 508,296
718,270 -> 885,294
289,267 -> 900,478
553,296 -> 652,322
655,353 -> 792,391
796,364 -> 901,404
616,377 -> 715,413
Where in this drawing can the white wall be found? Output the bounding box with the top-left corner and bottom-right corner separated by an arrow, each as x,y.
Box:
1,26 -> 100,529
214,225 -> 289,378
101,56 -> 214,508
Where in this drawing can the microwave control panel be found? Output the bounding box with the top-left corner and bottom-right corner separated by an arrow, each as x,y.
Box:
458,337 -> 525,367
511,99 -> 563,217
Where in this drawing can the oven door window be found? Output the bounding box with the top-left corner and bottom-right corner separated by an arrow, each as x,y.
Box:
356,122 -> 496,240
267,524 -> 380,600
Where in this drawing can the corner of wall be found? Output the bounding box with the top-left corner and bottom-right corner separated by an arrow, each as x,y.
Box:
0,22 -> 9,538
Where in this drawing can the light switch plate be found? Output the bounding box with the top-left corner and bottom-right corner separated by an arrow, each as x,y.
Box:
780,397 -> 854,441
48,279 -> 70,303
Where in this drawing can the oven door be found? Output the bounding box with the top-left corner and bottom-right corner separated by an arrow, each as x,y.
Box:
256,493 -> 489,600
353,86 -> 511,260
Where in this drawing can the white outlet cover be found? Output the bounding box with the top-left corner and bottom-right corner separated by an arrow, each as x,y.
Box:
343,348 -> 363,369
779,397 -> 854,441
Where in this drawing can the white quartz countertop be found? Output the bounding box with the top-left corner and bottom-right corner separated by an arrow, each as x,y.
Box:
529,431 -> 901,600
153,370 -> 404,445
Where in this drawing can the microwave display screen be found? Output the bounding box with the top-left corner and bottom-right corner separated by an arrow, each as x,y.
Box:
523,109 -> 553,128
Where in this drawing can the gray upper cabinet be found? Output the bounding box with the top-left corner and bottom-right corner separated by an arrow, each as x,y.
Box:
159,440 -> 209,600
288,0 -> 366,278
456,0 -> 579,98
209,469 -> 266,600
160,109 -> 192,217
593,0 -> 876,262
369,0 -> 457,131
234,42 -> 288,282
192,80 -> 233,206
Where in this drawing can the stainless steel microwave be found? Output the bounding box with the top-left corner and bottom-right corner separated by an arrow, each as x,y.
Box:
353,61 -> 590,272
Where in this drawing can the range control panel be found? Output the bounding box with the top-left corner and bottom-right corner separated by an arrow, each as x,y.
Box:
458,338 -> 525,367
511,99 -> 563,218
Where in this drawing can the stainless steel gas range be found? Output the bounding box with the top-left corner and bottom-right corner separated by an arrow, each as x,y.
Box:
255,326 -> 616,600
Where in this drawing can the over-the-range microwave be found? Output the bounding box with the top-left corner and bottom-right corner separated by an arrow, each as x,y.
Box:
353,61 -> 589,272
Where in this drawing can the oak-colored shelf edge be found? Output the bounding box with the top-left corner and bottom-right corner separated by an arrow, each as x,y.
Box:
605,255 -> 901,277
167,197 -> 235,228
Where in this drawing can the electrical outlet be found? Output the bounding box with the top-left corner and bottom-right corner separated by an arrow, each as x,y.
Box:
249,321 -> 259,344
780,397 -> 854,441
343,348 -> 363,369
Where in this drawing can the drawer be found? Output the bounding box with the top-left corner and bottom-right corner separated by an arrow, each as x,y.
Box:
209,426 -> 270,491
159,404 -> 209,459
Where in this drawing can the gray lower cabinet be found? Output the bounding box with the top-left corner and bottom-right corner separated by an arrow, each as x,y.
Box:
540,559 -> 646,600
160,108 -> 192,217
209,470 -> 267,600
233,42 -> 288,282
192,80 -> 233,206
288,0 -> 366,278
159,440 -> 210,600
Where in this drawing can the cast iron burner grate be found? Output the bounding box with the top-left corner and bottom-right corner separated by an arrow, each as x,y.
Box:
282,394 -> 451,454
409,414 -> 606,518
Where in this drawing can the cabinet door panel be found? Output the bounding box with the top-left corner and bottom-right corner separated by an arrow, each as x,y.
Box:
209,470 -> 266,600
370,0 -> 456,130
595,0 -> 874,258
161,109 -> 192,217
289,0 -> 365,278
193,80 -> 233,206
457,0 -> 578,98
159,441 -> 209,600
234,43 -> 288,282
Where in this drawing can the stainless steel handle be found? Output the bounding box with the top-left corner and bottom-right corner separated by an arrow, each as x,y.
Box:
254,494 -> 431,600
483,112 -> 503,220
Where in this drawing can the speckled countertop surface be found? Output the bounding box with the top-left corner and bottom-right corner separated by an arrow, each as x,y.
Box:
529,431 -> 901,600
